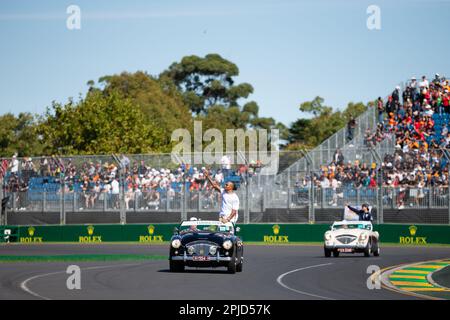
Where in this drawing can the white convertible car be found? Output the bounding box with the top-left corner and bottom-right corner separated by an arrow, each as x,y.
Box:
324,221 -> 380,257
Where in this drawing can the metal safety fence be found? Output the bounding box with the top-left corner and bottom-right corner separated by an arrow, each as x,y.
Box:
3,185 -> 450,225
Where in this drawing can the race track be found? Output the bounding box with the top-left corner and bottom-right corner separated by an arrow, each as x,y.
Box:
1,244 -> 450,300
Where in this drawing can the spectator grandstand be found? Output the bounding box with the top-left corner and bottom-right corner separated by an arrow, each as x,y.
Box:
296,74 -> 450,210
0,153 -> 261,212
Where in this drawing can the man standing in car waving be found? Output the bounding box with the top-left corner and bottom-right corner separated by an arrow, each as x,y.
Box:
203,168 -> 239,224
345,203 -> 373,221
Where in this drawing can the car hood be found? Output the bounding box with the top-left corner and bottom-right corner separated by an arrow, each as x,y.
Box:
179,232 -> 232,245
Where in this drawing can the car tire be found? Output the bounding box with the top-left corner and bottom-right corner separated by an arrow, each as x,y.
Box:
373,244 -> 380,256
332,250 -> 339,257
324,247 -> 332,257
236,260 -> 243,272
169,260 -> 184,272
364,241 -> 372,257
227,255 -> 237,274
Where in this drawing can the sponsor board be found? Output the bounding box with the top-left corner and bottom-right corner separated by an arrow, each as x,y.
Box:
138,225 -> 164,243
399,225 -> 427,245
263,225 -> 289,243
78,225 -> 102,243
19,226 -> 43,243
9,224 -> 450,245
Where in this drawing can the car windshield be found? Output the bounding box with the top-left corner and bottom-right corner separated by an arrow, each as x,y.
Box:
332,224 -> 371,231
179,221 -> 234,233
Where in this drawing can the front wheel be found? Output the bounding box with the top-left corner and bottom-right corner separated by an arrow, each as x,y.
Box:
373,243 -> 380,256
236,259 -> 243,272
227,254 -> 237,274
332,250 -> 340,257
364,241 -> 372,257
324,247 -> 332,257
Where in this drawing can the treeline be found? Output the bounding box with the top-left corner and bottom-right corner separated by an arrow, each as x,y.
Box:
0,54 -> 368,157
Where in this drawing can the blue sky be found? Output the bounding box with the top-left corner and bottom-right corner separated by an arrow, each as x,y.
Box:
1,0 -> 449,126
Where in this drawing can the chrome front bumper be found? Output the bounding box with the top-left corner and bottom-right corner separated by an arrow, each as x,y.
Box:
171,256 -> 232,262
171,251 -> 232,262
324,242 -> 367,249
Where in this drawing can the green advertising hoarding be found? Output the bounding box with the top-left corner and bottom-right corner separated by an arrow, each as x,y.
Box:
6,223 -> 450,245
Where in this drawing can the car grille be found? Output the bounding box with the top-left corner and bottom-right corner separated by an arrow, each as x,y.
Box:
336,235 -> 357,244
187,241 -> 217,255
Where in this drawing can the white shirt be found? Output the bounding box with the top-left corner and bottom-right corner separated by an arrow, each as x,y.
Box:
419,79 -> 429,88
11,159 -> 19,173
219,188 -> 239,223
320,178 -> 330,188
214,172 -> 224,184
111,180 -> 120,194
221,156 -> 231,170
330,179 -> 339,189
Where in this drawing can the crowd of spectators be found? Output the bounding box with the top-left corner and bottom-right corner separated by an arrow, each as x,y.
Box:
293,74 -> 450,208
1,154 -> 263,211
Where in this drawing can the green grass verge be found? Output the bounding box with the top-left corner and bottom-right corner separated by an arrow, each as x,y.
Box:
0,254 -> 167,263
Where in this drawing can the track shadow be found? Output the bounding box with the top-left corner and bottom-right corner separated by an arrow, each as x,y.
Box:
158,268 -> 232,274
321,255 -> 381,259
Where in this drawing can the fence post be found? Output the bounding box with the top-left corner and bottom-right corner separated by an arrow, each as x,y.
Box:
181,181 -> 187,221
287,167 -> 291,210
379,184 -> 384,224
244,181 -> 250,224
119,175 -> 126,224
42,192 -> 46,213
321,187 -> 325,209
378,166 -> 384,224
166,191 -> 170,212
0,177 -> 4,226
448,185 -> 450,225
60,183 -> 65,225
287,186 -> 291,210
262,187 -> 266,213
428,187 -> 432,209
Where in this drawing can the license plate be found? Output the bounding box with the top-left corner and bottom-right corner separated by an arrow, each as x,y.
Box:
338,248 -> 353,253
192,256 -> 210,261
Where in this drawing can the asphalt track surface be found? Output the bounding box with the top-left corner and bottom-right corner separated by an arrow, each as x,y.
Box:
1,244 -> 450,300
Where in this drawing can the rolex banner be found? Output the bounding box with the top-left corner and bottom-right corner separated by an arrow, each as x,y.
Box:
7,223 -> 450,245
15,224 -> 177,243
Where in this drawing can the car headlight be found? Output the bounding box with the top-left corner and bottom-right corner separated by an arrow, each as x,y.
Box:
187,246 -> 195,255
222,240 -> 233,250
359,233 -> 368,241
209,246 -> 217,255
171,239 -> 181,249
324,232 -> 332,241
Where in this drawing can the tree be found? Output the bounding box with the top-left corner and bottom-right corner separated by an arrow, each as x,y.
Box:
0,113 -> 43,157
286,98 -> 368,149
37,91 -> 167,155
96,71 -> 193,147
161,54 -> 286,152
160,54 -> 254,115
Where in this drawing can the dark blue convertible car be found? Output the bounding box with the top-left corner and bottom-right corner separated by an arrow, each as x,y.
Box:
169,220 -> 244,273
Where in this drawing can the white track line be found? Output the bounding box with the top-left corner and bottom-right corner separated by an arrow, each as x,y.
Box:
20,263 -> 142,300
276,263 -> 335,300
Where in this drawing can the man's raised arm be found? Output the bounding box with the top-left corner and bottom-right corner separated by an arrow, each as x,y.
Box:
203,169 -> 221,192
